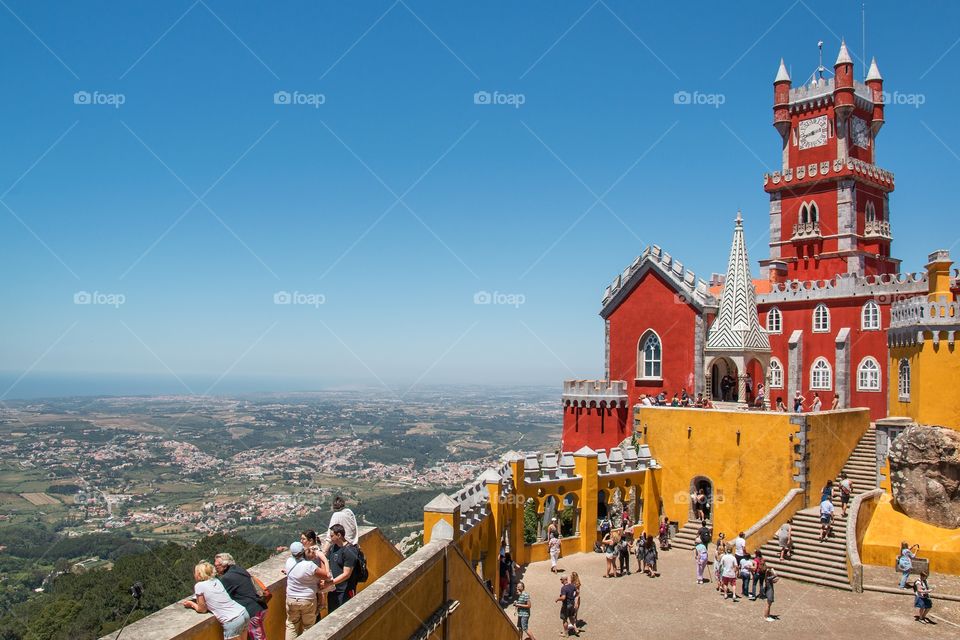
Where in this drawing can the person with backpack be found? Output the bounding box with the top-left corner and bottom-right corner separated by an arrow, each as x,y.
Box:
555,575 -> 578,636
285,541 -> 332,637
658,516 -> 671,550
898,542 -> 920,589
326,523 -> 360,613
913,571 -> 934,624
696,519 -> 712,547
214,553 -> 268,640
819,495 -> 835,542
839,472 -> 853,517
749,550 -> 766,600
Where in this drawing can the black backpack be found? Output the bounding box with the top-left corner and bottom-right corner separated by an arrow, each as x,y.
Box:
352,545 -> 369,583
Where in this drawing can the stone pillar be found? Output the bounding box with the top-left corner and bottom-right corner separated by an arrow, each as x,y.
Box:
737,373 -> 748,406
788,330 -> 803,400
423,494 -> 460,545
480,469 -> 504,599
768,191 -> 782,266
694,315 -> 706,397
836,179 -> 858,273
834,328 -> 851,408
573,446 -> 598,554
507,454 -> 527,565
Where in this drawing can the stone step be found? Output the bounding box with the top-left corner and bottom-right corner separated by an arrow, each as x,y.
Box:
763,551 -> 848,571
774,568 -> 853,590
863,584 -> 960,603
765,558 -> 848,578
765,536 -> 846,552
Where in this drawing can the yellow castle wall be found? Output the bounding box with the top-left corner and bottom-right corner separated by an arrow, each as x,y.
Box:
861,493 -> 960,576
636,407 -> 869,537
889,340 -> 960,430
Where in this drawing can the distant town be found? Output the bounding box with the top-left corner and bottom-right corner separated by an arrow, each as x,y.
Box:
0,387 -> 559,542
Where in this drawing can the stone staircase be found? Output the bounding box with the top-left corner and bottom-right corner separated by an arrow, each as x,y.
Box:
759,426 -> 878,590
672,519 -> 710,550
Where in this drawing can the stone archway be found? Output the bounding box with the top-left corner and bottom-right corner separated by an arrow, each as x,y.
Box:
709,357 -> 738,402
688,476 -> 714,523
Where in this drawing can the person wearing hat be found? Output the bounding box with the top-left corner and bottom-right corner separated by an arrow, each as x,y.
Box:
285,541 -> 332,638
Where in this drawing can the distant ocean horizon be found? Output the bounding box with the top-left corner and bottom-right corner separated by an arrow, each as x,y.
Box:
0,371 -> 557,401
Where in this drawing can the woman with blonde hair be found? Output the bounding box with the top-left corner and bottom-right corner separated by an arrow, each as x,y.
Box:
602,531 -> 618,577
183,561 -> 250,640
569,571 -> 582,626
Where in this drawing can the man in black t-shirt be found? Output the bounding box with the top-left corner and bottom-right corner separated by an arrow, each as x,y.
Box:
214,552 -> 267,640
697,520 -> 712,546
555,575 -> 578,636
326,523 -> 359,613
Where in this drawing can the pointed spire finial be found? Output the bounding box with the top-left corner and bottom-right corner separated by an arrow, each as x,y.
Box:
835,38 -> 853,66
866,56 -> 882,81
735,210 -> 743,226
774,58 -> 791,83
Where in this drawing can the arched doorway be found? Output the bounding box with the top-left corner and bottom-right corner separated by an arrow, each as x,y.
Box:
688,476 -> 714,523
710,357 -> 738,402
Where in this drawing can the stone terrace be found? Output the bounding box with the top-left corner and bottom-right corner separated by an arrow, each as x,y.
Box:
516,546 -> 960,638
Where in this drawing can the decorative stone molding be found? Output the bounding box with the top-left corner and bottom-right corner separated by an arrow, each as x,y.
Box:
601,244 -> 717,317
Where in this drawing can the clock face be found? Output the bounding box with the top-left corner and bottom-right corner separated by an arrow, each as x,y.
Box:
851,116 -> 870,148
798,115 -> 828,150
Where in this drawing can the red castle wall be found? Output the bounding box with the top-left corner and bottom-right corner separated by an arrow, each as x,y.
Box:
606,270 -> 701,408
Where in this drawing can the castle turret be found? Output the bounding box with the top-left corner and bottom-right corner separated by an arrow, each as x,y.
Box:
561,380 -> 629,453
773,59 -> 792,140
866,57 -> 885,137
833,40 -> 855,122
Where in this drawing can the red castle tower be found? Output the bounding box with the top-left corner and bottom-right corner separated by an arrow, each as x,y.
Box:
760,42 -> 895,282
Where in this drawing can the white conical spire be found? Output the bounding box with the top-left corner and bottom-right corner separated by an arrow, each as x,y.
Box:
705,212 -> 770,352
866,57 -> 882,81
774,58 -> 791,83
835,39 -> 853,66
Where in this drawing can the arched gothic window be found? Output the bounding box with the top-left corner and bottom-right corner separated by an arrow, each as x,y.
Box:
769,358 -> 784,389
898,359 -> 911,401
766,307 -> 782,334
857,357 -> 881,391
862,300 -> 881,330
811,357 -> 832,390
813,304 -> 830,333
638,331 -> 662,379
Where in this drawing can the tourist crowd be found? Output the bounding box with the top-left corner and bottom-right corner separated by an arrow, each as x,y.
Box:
181,495 -> 362,640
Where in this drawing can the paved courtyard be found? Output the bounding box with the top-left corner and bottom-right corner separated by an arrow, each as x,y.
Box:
510,548 -> 959,638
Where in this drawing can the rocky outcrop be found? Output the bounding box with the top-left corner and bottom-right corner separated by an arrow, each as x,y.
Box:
889,425 -> 960,529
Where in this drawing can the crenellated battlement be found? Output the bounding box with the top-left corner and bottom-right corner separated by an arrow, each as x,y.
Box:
785,77 -> 875,111
601,244 -> 716,315
888,294 -> 960,347
562,379 -> 628,407
758,271 -> 934,305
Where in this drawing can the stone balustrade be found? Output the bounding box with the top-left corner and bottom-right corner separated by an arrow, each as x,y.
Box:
792,220 -> 821,239
562,379 -> 628,407
864,219 -> 892,239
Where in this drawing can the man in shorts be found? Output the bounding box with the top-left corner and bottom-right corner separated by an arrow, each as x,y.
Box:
555,576 -> 578,636
839,472 -> 853,517
719,544 -> 739,601
819,496 -> 835,542
513,581 -> 536,640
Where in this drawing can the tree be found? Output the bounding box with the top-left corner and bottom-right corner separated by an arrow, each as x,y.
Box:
523,501 -> 538,544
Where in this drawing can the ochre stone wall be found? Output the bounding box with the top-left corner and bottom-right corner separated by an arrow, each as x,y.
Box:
637,406 -> 869,537
889,341 -> 960,430
803,410 -> 870,499
861,494 -> 960,576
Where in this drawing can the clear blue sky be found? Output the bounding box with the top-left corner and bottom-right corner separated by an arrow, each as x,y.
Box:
1,1 -> 958,398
